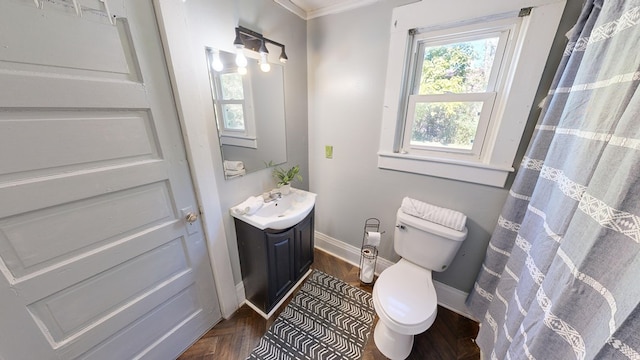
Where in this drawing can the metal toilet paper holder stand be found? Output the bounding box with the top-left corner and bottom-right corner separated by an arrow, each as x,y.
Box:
359,218 -> 383,285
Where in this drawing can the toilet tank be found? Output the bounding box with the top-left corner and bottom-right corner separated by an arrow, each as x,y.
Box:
394,209 -> 468,272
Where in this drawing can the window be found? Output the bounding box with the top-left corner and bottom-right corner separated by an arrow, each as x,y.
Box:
206,49 -> 257,149
218,72 -> 248,132
402,20 -> 516,159
378,0 -> 566,187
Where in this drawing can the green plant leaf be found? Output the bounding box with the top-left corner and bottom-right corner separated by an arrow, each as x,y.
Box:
272,165 -> 302,186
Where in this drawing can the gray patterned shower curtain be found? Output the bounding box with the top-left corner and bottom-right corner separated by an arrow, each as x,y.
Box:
466,1 -> 640,359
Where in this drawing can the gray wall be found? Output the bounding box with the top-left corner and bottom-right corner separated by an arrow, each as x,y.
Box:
183,0 -> 308,284
307,0 -> 582,292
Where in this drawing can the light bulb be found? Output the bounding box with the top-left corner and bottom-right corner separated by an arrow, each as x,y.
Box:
259,52 -> 270,72
235,50 -> 247,68
237,66 -> 247,75
212,51 -> 223,72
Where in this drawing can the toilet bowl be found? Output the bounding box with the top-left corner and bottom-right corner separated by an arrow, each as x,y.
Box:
372,208 -> 467,359
373,259 -> 437,359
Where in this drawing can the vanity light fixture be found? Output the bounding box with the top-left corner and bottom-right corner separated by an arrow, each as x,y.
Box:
279,48 -> 288,64
233,28 -> 248,72
233,26 -> 288,73
258,40 -> 271,72
258,39 -> 269,55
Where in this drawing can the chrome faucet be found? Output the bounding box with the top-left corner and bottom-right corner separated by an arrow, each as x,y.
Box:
265,191 -> 282,203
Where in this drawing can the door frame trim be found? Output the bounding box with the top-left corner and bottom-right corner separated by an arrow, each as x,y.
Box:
153,0 -> 238,318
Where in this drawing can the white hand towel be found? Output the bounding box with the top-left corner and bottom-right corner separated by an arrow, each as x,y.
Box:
401,197 -> 467,231
224,160 -> 245,171
224,168 -> 246,176
231,196 -> 264,215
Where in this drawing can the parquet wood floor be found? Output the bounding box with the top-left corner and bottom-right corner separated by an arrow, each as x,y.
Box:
178,248 -> 480,360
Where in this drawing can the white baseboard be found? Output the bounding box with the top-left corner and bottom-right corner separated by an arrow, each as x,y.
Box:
314,232 -> 393,275
434,280 -> 477,321
241,269 -> 313,320
235,282 -> 246,305
314,231 -> 476,320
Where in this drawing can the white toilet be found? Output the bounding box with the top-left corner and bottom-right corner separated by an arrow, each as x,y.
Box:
372,209 -> 468,359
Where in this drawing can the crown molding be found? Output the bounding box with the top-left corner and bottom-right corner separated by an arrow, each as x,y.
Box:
274,0 -> 381,20
274,0 -> 307,19
305,0 -> 379,19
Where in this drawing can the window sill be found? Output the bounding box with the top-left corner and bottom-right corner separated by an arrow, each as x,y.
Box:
377,151 -> 513,187
220,135 -> 257,149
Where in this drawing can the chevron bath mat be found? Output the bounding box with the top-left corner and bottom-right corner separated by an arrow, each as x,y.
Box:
247,270 -> 375,360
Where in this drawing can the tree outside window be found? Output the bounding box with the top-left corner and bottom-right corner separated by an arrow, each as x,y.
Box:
403,28 -> 509,156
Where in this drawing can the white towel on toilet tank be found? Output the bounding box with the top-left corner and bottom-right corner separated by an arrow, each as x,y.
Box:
401,197 -> 467,231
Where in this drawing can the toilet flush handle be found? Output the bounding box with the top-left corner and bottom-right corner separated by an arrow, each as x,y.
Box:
395,224 -> 406,230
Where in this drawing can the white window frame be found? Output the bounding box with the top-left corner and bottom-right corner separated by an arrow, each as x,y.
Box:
377,0 -> 566,187
402,20 -> 515,159
206,48 -> 257,149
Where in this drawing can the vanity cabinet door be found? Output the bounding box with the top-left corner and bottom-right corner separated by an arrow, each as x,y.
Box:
294,210 -> 314,278
266,228 -> 296,308
234,207 -> 315,314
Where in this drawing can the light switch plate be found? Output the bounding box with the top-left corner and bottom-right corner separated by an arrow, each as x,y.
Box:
325,145 -> 333,159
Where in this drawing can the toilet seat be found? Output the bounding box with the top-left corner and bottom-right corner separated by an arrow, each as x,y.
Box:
373,259 -> 437,335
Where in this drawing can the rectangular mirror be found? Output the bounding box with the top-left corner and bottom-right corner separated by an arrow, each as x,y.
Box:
206,48 -> 287,179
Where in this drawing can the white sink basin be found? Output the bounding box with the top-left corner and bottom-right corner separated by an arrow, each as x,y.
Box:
231,188 -> 316,230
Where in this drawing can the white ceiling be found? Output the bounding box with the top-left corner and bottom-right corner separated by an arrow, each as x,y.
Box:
274,0 -> 380,20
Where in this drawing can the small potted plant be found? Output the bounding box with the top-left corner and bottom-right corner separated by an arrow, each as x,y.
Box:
272,165 -> 302,195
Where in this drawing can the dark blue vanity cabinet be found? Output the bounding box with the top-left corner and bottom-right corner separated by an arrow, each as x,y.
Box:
234,208 -> 314,314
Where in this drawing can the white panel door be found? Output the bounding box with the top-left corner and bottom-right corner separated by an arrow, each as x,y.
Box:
0,1 -> 221,359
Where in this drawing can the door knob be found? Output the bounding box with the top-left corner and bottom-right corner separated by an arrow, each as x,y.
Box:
185,212 -> 198,224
